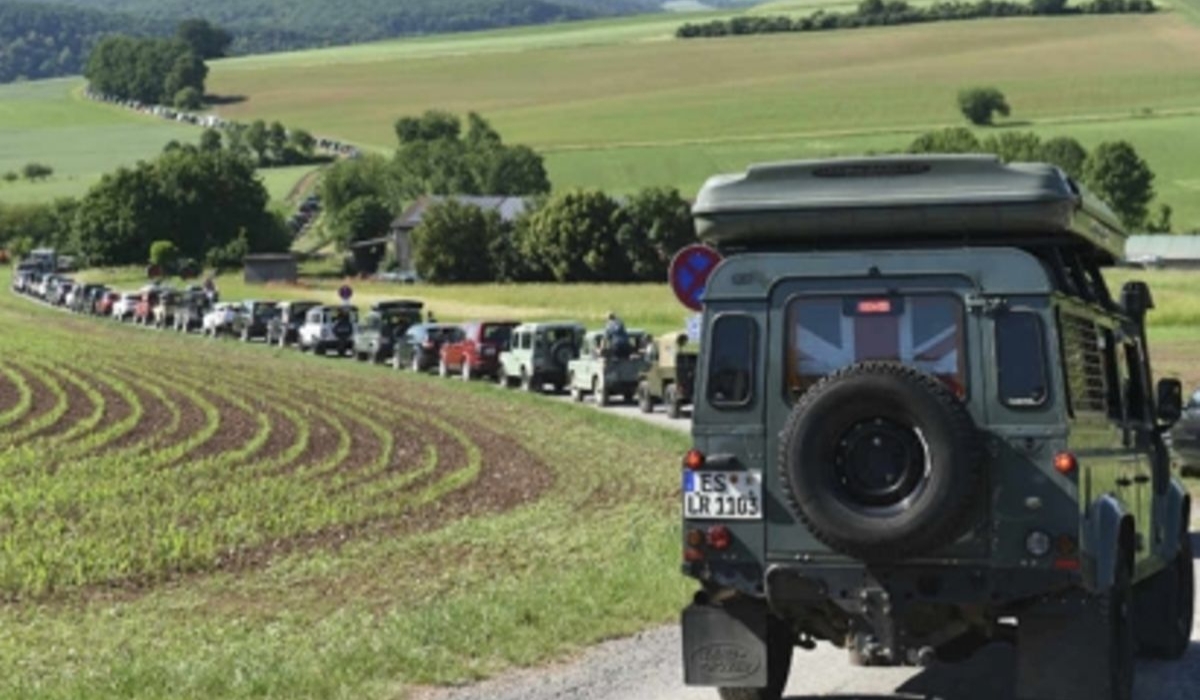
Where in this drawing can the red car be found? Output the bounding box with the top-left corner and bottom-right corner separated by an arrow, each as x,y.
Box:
94,291 -> 121,316
133,289 -> 160,325
439,320 -> 520,380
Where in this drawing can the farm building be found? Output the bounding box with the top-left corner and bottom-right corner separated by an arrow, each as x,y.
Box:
1124,235 -> 1200,268
243,254 -> 298,284
351,195 -> 531,275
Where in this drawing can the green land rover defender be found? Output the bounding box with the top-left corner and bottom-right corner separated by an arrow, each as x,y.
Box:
680,156 -> 1193,700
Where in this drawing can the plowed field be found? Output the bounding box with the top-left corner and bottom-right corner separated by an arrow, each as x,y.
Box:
0,283 -> 689,700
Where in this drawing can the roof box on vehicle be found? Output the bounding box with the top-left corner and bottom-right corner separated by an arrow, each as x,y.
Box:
692,155 -> 1127,263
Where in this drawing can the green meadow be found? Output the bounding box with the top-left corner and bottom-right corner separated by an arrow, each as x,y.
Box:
0,79 -> 194,203
205,10 -> 1200,230
0,80 -> 322,207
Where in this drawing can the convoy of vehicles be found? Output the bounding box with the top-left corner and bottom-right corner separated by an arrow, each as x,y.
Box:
678,155 -> 1192,700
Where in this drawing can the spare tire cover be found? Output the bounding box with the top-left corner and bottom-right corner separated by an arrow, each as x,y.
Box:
549,339 -> 577,370
779,361 -> 983,560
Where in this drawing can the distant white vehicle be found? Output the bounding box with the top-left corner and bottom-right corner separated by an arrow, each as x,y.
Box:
202,302 -> 245,338
110,292 -> 140,321
297,305 -> 358,356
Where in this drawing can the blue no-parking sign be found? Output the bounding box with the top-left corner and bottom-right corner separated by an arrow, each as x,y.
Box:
668,244 -> 722,312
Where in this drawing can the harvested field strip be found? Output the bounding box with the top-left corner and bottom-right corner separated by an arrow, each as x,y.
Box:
0,361 -> 32,428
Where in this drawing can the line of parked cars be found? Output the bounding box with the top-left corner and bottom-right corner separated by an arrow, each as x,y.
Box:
11,270 -> 700,419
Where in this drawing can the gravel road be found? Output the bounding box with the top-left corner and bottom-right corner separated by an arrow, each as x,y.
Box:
422,574 -> 1199,700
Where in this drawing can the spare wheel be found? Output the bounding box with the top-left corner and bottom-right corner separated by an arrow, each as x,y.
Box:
779,361 -> 983,560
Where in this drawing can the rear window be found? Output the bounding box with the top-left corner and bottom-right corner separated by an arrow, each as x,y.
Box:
996,312 -> 1048,407
707,315 -> 757,408
786,294 -> 966,399
481,324 -> 514,344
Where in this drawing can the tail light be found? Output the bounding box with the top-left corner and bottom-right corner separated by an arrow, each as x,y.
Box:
706,526 -> 732,551
684,449 -> 705,471
422,340 -> 435,349
684,547 -> 705,563
1053,452 -> 1077,475
686,529 -> 705,547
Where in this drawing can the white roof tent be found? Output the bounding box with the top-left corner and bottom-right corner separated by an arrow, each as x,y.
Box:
692,155 -> 1127,265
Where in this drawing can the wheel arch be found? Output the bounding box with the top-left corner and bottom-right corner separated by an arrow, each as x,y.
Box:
1084,494 -> 1136,592
1160,480 -> 1191,561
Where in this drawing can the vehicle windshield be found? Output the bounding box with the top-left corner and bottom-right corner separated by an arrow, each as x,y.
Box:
786,294 -> 966,399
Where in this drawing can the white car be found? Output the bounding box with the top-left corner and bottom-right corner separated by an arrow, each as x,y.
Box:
297,305 -> 358,356
110,292 -> 141,321
202,302 -> 245,337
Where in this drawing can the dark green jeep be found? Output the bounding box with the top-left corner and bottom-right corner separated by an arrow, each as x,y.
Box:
680,156 -> 1193,700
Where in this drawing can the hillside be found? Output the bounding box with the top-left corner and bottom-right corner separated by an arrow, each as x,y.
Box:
203,11 -> 1200,232
5,0 -> 749,63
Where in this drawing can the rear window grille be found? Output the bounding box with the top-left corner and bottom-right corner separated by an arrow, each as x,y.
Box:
1060,313 -> 1107,414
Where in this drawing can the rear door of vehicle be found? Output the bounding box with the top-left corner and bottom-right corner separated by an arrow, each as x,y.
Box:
763,274 -> 983,559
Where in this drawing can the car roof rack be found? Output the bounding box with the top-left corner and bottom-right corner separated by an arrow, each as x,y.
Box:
692,155 -> 1127,264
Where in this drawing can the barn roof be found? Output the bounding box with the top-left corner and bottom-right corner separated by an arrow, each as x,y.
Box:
390,195 -> 531,231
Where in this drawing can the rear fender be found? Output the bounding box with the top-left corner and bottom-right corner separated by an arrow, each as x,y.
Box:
1160,479 -> 1190,560
1082,494 -> 1129,593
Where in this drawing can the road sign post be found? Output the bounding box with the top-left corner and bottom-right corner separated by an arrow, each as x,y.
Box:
338,284 -> 353,305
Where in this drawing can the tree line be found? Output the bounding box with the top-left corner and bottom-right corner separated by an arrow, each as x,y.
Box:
676,0 -> 1156,39
83,21 -> 230,108
410,187 -> 696,284
907,128 -> 1171,232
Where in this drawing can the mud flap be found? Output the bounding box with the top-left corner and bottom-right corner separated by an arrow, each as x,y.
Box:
681,600 -> 768,687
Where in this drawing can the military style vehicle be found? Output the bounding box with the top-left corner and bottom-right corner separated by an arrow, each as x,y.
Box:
266,300 -> 321,347
496,321 -> 585,393
679,156 -> 1193,700
567,329 -> 652,405
354,300 -> 426,363
637,331 -> 698,419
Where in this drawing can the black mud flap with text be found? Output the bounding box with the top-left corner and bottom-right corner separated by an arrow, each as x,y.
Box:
681,600 -> 768,687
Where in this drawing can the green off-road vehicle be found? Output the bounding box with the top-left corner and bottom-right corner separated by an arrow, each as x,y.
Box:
497,322 -> 585,393
637,331 -> 699,419
567,329 -> 652,405
680,156 -> 1193,700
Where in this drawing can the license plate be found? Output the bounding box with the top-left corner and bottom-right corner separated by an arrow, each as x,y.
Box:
683,470 -> 763,520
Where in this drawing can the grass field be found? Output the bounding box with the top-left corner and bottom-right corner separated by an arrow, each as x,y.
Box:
0,80 -> 195,204
0,277 -> 689,699
204,11 -> 1200,230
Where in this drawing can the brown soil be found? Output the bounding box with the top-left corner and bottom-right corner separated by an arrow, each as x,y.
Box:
25,367 -> 98,442
5,362 -> 64,434
71,369 -> 136,448
0,363 -> 19,416
100,371 -> 189,455
170,385 -> 264,466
